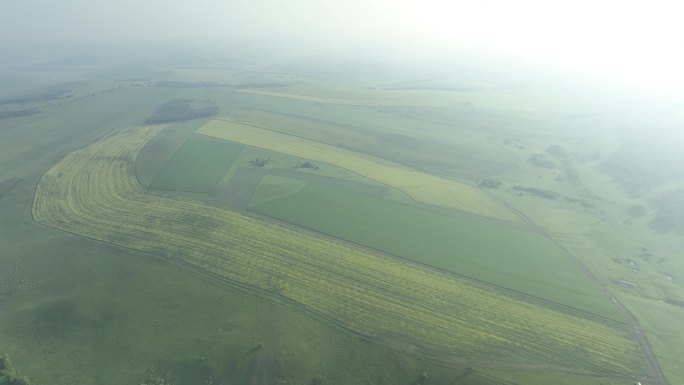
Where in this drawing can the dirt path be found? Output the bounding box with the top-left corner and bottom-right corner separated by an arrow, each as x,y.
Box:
493,196 -> 668,385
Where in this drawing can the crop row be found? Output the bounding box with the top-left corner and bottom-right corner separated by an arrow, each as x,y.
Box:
32,126 -> 645,377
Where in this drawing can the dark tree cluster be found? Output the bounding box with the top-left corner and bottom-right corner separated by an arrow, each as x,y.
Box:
564,197 -> 594,209
0,356 -> 30,385
527,154 -> 555,169
478,178 -> 502,189
0,89 -> 72,105
296,161 -> 319,170
249,158 -> 272,167
0,108 -> 40,120
545,144 -> 568,159
147,81 -> 223,88
649,189 -> 684,235
144,99 -> 219,124
235,82 -> 288,89
598,133 -> 684,195
513,186 -> 560,200
624,204 -> 646,218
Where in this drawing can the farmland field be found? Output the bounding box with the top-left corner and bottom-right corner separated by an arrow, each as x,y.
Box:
226,104 -> 518,181
2,44 -> 681,385
250,179 -> 623,320
197,119 -> 518,221
149,138 -> 243,192
31,124 -> 648,380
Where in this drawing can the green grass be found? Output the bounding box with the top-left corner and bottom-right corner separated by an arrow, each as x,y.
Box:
198,119 -> 518,220
149,138 -> 243,193
24,124 -> 626,385
5,69 -> 656,385
250,174 -> 308,207
227,107 -> 518,181
620,295 -> 684,385
134,120 -> 211,187
251,179 -> 623,320
0,231 -> 484,385
33,125 -> 643,379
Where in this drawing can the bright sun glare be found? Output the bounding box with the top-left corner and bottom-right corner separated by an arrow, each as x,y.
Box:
380,0 -> 684,97
2,0 -> 682,98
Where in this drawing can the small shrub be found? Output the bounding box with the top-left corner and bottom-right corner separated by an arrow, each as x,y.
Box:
528,154 -> 555,169
416,372 -> 429,384
545,144 -> 568,159
478,178 -> 502,189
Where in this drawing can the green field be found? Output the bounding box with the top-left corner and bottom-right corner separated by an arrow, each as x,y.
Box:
3,54 -> 682,385
139,134 -> 621,320
31,125 -> 646,380
226,108 -> 517,180
250,178 -> 623,320
149,138 -> 243,192
197,119 -> 519,221
1,227 -> 491,385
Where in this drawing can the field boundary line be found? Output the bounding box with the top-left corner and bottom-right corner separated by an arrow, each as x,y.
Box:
243,208 -> 630,327
488,191 -> 668,385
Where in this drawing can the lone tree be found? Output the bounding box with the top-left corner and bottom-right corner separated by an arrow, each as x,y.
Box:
249,158 -> 271,167
296,161 -> 319,170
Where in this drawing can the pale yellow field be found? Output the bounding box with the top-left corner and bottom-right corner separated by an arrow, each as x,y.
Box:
197,119 -> 517,221
31,125 -> 647,377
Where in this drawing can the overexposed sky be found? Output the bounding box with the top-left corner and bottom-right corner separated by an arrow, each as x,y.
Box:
391,0 -> 684,98
1,0 -> 682,97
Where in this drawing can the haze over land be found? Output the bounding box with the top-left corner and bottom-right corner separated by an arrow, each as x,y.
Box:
2,0 -> 684,98
0,1 -> 683,385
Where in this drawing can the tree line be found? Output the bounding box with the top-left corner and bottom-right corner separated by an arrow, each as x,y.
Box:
144,99 -> 219,124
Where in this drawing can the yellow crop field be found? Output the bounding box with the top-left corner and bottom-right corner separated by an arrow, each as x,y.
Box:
197,120 -> 517,221
32,125 -> 647,377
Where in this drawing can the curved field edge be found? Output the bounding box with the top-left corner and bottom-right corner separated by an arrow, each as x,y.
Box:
196,119 -> 518,222
32,125 -> 646,378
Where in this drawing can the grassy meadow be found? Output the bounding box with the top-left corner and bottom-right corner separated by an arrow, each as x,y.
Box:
30,125 -> 645,380
227,101 -> 517,181
0,76 -> 494,385
1,57 -> 681,385
2,227 -> 492,385
479,127 -> 684,384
